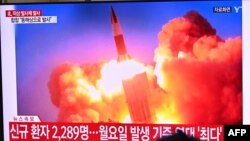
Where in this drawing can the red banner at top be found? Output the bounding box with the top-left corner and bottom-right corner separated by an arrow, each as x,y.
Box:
9,122 -> 224,141
5,10 -> 42,17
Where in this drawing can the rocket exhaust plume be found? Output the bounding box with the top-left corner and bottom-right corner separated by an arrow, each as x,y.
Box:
48,10 -> 242,124
154,11 -> 242,124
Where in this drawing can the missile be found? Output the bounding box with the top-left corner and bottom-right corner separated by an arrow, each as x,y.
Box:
110,7 -> 155,123
111,7 -> 130,62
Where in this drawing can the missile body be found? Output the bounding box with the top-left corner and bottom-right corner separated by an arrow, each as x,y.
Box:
111,8 -> 130,62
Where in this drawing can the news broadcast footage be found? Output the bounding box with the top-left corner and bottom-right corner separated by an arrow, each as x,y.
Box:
1,0 -> 247,141
14,1 -> 242,124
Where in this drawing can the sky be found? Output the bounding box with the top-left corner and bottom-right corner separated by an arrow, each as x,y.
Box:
14,1 -> 242,121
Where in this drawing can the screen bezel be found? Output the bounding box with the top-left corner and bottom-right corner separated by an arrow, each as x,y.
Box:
0,1 -> 247,141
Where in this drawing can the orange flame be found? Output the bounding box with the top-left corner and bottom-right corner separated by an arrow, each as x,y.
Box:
97,59 -> 145,96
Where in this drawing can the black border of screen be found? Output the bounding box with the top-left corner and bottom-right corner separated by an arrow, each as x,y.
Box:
0,0 -> 241,5
0,0 -> 242,141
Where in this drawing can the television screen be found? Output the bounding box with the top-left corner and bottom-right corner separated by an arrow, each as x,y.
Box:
1,0 -> 248,140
